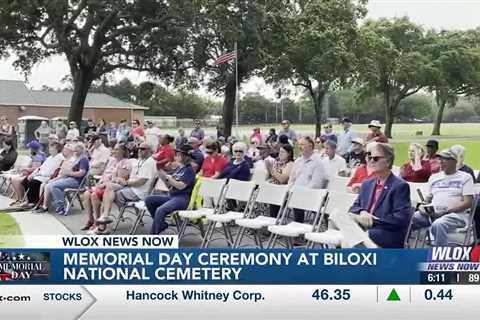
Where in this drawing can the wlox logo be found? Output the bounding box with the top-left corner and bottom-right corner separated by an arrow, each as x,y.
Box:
428,246 -> 479,262
0,252 -> 50,281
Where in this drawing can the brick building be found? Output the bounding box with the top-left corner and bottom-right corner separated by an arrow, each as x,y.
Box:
0,79 -> 147,124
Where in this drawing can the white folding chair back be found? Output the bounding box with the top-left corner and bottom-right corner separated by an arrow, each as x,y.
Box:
408,182 -> 428,204
224,179 -> 257,202
327,176 -> 350,192
255,183 -> 289,206
198,178 -> 227,200
287,186 -> 328,213
392,166 -> 401,176
324,191 -> 358,216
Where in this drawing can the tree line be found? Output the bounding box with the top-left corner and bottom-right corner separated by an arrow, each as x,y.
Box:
1,1 -> 480,137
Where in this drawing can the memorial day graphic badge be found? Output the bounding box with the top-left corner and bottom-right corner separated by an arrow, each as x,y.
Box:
0,252 -> 50,281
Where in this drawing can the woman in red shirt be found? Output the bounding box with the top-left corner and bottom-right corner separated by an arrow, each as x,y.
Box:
200,141 -> 227,178
153,135 -> 175,170
400,143 -> 431,183
129,119 -> 145,139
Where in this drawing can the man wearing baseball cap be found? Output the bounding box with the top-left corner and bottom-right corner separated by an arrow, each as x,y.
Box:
366,120 -> 388,143
410,148 -> 475,246
187,137 -> 204,172
337,117 -> 358,157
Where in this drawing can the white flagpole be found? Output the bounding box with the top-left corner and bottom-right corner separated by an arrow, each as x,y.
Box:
235,42 -> 239,128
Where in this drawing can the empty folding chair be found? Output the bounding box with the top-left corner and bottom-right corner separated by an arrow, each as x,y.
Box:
327,176 -> 350,192
176,178 -> 228,240
305,191 -> 358,248
266,186 -> 328,248
201,179 -> 257,248
234,183 -> 290,248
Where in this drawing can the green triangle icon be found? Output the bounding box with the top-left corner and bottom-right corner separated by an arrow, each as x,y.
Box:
386,289 -> 401,301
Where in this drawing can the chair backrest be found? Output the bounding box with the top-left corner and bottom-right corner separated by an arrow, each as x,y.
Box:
250,167 -> 268,185
287,186 -> 328,212
254,182 -> 289,206
324,191 -> 358,216
224,179 -> 256,202
198,178 -> 227,198
408,182 -> 429,203
392,166 -> 401,176
327,176 -> 350,192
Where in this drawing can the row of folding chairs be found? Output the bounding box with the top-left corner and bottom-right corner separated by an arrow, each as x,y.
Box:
175,177 -> 361,248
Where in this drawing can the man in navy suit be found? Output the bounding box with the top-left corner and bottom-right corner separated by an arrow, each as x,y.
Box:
349,143 -> 412,248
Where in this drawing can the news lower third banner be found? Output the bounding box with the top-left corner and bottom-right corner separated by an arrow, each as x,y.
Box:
2,236 -> 480,319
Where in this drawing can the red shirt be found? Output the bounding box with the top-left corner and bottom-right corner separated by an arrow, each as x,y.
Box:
201,154 -> 227,178
400,160 -> 431,183
347,164 -> 375,187
368,180 -> 385,214
129,127 -> 145,138
427,157 -> 441,174
366,132 -> 388,143
153,144 -> 175,169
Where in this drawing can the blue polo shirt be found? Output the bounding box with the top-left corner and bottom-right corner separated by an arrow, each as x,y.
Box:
170,165 -> 196,197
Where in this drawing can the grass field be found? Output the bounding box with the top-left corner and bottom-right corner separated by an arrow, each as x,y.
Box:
0,212 -> 23,247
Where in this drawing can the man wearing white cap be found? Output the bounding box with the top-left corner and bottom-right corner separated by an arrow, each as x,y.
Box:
366,120 -> 388,143
410,148 -> 475,246
344,137 -> 366,169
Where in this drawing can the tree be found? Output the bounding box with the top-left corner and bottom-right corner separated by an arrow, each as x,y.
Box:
191,0 -> 290,137
239,93 -> 274,124
264,0 -> 367,137
0,0 -> 194,125
425,30 -> 480,135
356,17 -> 432,138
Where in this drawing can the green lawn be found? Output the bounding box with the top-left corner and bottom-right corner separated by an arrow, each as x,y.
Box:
0,212 -> 24,248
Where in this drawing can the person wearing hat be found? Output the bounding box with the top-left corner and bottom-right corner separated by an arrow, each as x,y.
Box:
399,143 -> 432,183
27,140 -> 47,165
337,117 -> 357,157
450,145 -> 476,181
66,121 -> 80,141
320,123 -> 337,144
153,134 -> 175,171
145,144 -> 196,235
410,148 -> 475,246
87,135 -> 111,176
424,139 -> 440,174
344,137 -> 366,170
187,137 -> 204,172
366,120 -> 388,143
144,121 -> 161,150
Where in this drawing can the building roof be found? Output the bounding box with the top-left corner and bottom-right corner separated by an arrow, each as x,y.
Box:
0,79 -> 147,110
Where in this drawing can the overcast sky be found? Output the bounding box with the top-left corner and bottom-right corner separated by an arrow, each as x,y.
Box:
1,0 -> 480,100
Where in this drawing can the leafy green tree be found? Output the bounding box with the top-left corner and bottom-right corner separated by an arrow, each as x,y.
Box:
356,17 -> 432,137
264,0 -> 367,137
0,0 -> 194,125
424,30 -> 480,135
191,0 -> 287,136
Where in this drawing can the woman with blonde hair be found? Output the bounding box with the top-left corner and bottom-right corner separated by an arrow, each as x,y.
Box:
400,142 -> 431,182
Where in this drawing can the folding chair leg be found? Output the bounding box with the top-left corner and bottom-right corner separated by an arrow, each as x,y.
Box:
286,237 -> 294,249
254,230 -> 263,249
178,218 -> 189,239
129,209 -> 146,235
266,233 -> 278,248
197,221 -> 205,238
222,223 -> 234,247
201,222 -> 216,248
233,227 -> 246,248
112,206 -> 127,233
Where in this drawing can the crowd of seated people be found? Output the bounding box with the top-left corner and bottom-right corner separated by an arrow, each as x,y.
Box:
0,117 -> 478,249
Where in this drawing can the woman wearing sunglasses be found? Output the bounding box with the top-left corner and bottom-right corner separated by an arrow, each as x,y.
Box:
199,141 -> 227,179
218,142 -> 251,181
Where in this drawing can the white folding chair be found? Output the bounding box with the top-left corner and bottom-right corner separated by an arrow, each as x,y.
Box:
201,179 -> 256,248
234,183 -> 290,248
392,166 -> 401,176
327,176 -> 350,192
176,178 -> 228,240
305,191 -> 358,248
266,186 -> 328,248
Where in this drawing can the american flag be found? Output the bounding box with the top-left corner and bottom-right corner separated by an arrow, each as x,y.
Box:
214,50 -> 237,65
